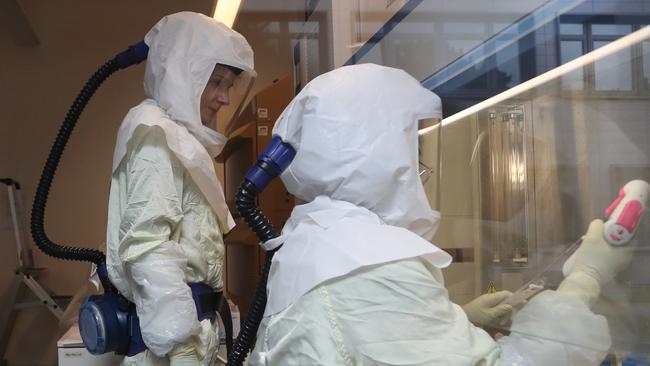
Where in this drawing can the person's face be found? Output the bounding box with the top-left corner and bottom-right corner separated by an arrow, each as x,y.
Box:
200,64 -> 236,129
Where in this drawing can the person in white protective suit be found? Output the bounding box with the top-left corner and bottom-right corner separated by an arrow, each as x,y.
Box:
106,12 -> 255,366
249,63 -> 632,365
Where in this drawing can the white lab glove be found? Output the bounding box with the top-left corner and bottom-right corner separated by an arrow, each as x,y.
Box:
169,319 -> 218,366
169,341 -> 200,366
559,219 -> 634,305
196,319 -> 219,366
462,291 -> 513,327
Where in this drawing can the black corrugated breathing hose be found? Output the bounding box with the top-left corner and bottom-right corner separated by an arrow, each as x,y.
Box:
228,179 -> 280,365
30,41 -> 148,292
30,60 -> 118,290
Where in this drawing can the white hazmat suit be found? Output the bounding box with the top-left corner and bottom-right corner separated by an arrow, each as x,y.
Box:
250,64 -> 616,365
106,12 -> 255,366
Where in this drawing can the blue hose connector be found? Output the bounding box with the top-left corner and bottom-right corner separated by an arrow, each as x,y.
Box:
115,41 -> 149,69
244,136 -> 296,192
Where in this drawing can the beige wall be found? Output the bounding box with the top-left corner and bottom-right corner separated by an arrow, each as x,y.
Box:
0,2 -> 213,365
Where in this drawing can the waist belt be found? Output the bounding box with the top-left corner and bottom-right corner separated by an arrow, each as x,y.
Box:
189,282 -> 222,321
188,282 -> 234,355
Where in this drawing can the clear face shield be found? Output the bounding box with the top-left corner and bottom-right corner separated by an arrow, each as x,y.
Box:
418,117 -> 442,211
215,68 -> 256,136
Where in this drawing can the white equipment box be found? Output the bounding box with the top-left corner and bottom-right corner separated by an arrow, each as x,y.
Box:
57,325 -> 123,366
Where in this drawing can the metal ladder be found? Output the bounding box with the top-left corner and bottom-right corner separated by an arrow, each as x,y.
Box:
0,178 -> 68,365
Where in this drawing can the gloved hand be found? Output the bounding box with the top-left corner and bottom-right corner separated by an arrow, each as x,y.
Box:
169,319 -> 219,366
558,219 -> 634,305
169,340 -> 200,366
196,319 -> 219,366
462,291 -> 513,327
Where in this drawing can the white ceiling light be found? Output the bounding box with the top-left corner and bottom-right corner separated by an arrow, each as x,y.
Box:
213,0 -> 242,28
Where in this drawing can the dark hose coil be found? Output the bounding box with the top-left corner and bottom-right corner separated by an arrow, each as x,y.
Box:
30,59 -> 119,291
228,180 -> 281,365
235,181 -> 278,244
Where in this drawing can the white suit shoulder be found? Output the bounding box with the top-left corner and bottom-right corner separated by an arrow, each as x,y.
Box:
254,257 -> 500,366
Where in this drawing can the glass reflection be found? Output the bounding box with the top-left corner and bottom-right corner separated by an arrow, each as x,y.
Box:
421,26 -> 650,359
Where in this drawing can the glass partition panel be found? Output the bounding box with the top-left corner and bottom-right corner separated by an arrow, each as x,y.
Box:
422,26 -> 650,360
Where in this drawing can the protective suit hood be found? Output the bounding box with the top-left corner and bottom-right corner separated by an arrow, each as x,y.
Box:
143,11 -> 256,129
273,63 -> 441,240
112,12 -> 255,232
264,64 -> 451,315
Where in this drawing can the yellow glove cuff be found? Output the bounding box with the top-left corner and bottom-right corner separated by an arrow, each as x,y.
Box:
558,271 -> 601,306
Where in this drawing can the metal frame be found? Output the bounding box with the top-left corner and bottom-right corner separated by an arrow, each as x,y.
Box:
0,179 -> 66,365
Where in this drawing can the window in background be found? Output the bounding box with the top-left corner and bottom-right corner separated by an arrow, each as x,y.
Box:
560,39 -> 585,90
558,20 -> 649,94
594,40 -> 633,91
